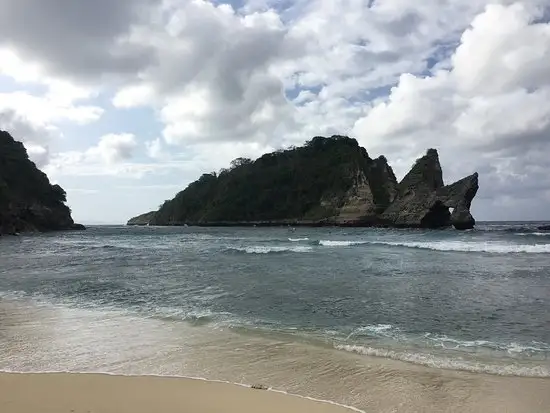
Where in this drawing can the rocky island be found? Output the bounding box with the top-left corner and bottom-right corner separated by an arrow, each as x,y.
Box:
0,130 -> 84,235
128,136 -> 479,230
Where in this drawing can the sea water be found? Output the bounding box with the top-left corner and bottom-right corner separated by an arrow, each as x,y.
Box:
1,224 -> 549,411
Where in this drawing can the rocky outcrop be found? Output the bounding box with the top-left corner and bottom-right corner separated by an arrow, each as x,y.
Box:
436,173 -> 479,230
380,149 -> 479,229
128,136 -> 479,230
0,130 -> 84,235
127,211 -> 157,226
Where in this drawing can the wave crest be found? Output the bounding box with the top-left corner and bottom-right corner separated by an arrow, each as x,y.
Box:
228,245 -> 313,254
334,344 -> 550,377
317,238 -> 550,253
372,240 -> 550,254
319,240 -> 368,247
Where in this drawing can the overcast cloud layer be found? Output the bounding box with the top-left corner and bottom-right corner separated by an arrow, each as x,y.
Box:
0,0 -> 549,223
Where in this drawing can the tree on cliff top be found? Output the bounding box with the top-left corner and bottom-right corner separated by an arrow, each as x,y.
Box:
151,136 -> 370,224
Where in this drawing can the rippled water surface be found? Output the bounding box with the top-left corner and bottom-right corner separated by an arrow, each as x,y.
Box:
1,223 -> 549,411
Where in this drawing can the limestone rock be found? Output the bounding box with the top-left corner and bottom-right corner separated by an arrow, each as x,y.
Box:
437,173 -> 479,230
367,155 -> 398,213
380,149 -> 478,230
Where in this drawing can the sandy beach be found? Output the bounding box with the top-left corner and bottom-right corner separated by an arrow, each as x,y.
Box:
1,298 -> 549,413
0,373 -> 358,413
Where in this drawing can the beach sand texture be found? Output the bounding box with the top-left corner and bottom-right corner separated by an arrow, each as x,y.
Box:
0,373 -> 357,413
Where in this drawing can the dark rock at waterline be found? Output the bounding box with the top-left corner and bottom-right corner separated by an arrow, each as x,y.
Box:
370,149 -> 478,230
0,130 -> 85,236
127,136 -> 479,230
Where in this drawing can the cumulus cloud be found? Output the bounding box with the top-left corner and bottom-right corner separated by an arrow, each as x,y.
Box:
43,133 -> 140,180
0,0 -> 159,81
1,0 -> 550,220
112,0 -> 300,146
0,86 -> 103,167
89,133 -> 138,163
353,2 -> 550,218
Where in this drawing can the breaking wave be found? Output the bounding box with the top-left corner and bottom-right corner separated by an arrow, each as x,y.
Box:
334,344 -> 550,377
288,237 -> 310,242
316,239 -> 550,254
228,245 -> 313,254
370,240 -> 550,254
319,240 -> 368,247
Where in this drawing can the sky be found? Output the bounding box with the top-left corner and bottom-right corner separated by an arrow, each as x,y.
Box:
0,0 -> 549,224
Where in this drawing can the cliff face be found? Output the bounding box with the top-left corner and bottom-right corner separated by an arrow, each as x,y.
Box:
379,149 -> 479,229
0,130 -> 84,235
128,136 -> 479,230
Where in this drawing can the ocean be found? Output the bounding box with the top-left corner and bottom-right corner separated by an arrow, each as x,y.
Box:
1,223 -> 549,411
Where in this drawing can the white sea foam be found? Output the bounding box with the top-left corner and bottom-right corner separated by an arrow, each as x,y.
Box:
319,240 -> 368,247
346,324 -> 396,340
288,237 -> 310,242
229,245 -> 313,254
369,240 -> 550,254
516,232 -> 550,236
361,324 -> 393,333
334,344 -> 550,377
425,334 -> 495,349
318,239 -> 550,253
424,334 -> 550,355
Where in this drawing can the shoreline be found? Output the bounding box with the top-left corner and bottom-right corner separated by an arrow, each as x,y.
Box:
2,369 -> 550,413
1,299 -> 550,413
0,372 -> 361,413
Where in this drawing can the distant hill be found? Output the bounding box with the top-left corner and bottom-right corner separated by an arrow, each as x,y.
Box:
128,135 -> 479,230
0,130 -> 84,235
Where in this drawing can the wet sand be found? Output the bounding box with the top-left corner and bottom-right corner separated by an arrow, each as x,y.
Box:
0,373 -> 357,413
1,299 -> 549,413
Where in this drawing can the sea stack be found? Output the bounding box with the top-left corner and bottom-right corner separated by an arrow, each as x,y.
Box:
380,149 -> 479,230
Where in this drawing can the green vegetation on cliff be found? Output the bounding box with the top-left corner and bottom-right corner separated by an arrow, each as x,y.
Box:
131,135 -> 479,229
0,130 -> 83,235
148,136 -> 398,225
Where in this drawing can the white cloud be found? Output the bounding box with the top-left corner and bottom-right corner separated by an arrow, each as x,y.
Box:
352,2 -> 550,220
88,133 -> 138,163
354,2 -> 550,156
43,133 -> 142,179
0,48 -> 104,167
0,91 -> 103,126
145,138 -> 167,160
112,84 -> 154,108
2,0 -> 550,221
111,0 -> 299,147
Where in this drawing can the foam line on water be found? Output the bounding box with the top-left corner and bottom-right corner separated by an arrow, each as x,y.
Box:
334,344 -> 550,377
319,240 -> 368,247
515,232 -> 550,237
319,239 -> 550,253
228,245 -> 313,254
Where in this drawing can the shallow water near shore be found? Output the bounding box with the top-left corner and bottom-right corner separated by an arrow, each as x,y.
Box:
1,224 -> 549,411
